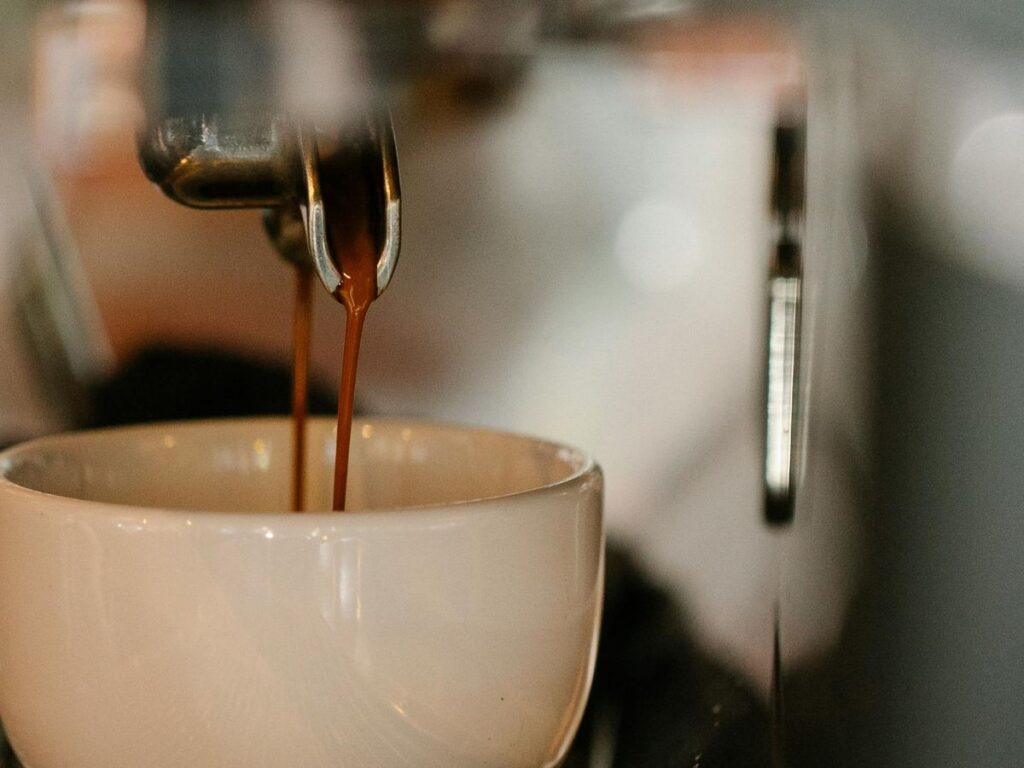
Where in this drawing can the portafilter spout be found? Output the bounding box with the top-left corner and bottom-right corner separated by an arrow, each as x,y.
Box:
136,112 -> 402,299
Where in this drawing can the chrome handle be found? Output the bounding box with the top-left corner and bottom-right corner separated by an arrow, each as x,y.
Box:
764,255 -> 801,524
764,113 -> 805,526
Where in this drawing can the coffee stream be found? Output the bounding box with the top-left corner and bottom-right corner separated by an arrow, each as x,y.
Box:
290,265 -> 313,512
327,223 -> 377,512
288,136 -> 383,512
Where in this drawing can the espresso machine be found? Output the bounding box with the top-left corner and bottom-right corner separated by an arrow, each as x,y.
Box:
2,0 -> 1024,765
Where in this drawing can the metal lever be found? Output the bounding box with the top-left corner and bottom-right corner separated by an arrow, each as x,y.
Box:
763,111 -> 805,526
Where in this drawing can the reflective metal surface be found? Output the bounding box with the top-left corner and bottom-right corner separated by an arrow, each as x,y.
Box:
763,108 -> 805,526
299,114 -> 402,299
137,114 -> 302,209
138,113 -> 401,299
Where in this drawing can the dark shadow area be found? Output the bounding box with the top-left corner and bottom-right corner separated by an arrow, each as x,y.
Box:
88,345 -> 337,427
564,545 -> 771,767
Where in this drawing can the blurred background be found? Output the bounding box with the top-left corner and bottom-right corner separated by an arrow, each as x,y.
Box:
1,0 -> 1023,765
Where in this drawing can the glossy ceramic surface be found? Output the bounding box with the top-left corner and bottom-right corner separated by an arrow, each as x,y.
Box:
0,418 -> 603,768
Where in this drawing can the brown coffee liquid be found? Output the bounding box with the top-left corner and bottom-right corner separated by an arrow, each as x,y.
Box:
318,138 -> 384,511
290,264 -> 313,512
331,234 -> 376,511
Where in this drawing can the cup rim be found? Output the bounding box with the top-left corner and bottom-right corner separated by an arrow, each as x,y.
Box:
0,416 -> 600,524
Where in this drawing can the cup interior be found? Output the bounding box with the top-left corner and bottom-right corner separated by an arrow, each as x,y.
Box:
0,417 -> 590,513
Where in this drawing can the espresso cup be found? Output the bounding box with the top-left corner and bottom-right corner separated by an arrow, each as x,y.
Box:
0,417 -> 603,768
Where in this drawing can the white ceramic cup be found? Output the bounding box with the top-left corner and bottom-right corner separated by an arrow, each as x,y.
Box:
0,417 -> 603,768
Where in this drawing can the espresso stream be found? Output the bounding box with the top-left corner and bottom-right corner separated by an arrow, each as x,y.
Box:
290,265 -> 313,512
286,137 -> 385,512
328,230 -> 376,511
